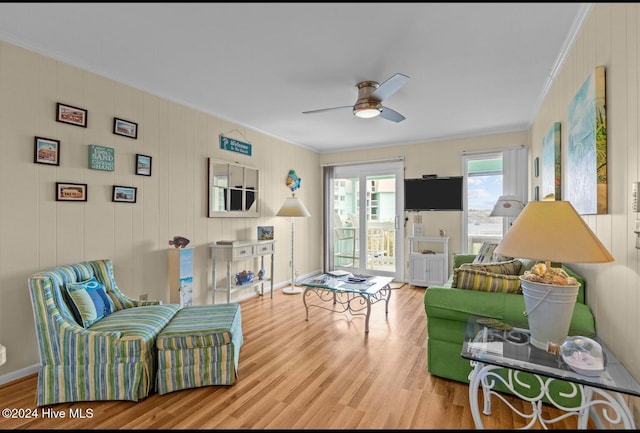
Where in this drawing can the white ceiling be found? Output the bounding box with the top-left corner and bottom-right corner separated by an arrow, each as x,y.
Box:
0,3 -> 590,153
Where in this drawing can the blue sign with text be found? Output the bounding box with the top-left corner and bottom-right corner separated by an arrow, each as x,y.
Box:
220,136 -> 252,156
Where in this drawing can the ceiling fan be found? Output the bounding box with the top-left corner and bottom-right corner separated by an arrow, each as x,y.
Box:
303,73 -> 410,122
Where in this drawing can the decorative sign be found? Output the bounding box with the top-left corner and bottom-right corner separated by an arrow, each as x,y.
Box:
88,144 -> 115,171
220,135 -> 252,156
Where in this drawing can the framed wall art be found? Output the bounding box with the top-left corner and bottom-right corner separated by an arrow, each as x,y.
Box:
533,157 -> 539,178
56,182 -> 87,202
113,117 -> 138,139
541,122 -> 561,201
112,185 -> 137,203
135,154 -> 152,176
566,65 -> 607,214
88,144 -> 115,171
56,103 -> 87,127
257,226 -> 274,240
34,136 -> 60,166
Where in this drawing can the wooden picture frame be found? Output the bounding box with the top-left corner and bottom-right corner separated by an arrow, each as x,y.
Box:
113,117 -> 138,139
56,103 -> 87,127
56,182 -> 87,202
135,154 -> 152,176
112,185 -> 137,203
34,136 -> 60,166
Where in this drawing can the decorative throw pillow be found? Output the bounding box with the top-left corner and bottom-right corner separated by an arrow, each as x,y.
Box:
65,277 -> 115,328
518,258 -> 538,275
472,242 -> 512,263
460,259 -> 522,276
452,268 -> 522,294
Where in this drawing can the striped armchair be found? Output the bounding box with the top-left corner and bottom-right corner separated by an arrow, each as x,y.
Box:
28,259 -> 180,406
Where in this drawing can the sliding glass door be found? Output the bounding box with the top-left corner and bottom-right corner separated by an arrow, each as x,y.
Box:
327,161 -> 404,280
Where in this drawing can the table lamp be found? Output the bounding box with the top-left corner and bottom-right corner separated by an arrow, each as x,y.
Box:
494,201 -> 614,349
276,192 -> 310,295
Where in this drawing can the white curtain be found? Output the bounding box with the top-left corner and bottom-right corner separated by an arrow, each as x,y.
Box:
502,145 -> 529,203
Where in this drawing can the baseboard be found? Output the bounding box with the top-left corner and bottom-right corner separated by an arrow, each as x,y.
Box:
0,363 -> 38,386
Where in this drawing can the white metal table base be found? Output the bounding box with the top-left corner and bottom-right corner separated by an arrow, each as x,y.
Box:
302,284 -> 391,333
468,361 -> 635,429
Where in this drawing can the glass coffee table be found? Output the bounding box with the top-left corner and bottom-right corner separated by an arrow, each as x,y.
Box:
461,315 -> 640,429
299,273 -> 394,333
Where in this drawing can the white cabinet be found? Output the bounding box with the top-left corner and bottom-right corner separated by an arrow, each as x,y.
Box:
408,236 -> 449,287
209,240 -> 275,303
168,248 -> 193,307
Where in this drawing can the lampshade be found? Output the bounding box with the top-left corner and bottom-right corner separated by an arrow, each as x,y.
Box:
494,201 -> 614,264
489,195 -> 525,218
276,196 -> 310,217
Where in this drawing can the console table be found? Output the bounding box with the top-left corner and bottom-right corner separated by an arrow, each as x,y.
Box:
209,240 -> 275,303
461,316 -> 640,429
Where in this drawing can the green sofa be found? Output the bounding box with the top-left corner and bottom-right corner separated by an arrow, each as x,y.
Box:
423,253 -> 596,400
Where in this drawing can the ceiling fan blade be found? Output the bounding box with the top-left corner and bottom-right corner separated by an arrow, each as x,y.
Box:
371,73 -> 410,101
379,106 -> 406,123
302,106 -> 353,115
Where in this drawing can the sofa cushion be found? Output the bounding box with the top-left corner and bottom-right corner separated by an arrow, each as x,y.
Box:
66,277 -> 116,328
460,259 -> 522,276
452,268 -> 522,293
89,304 -> 180,359
472,242 -> 511,263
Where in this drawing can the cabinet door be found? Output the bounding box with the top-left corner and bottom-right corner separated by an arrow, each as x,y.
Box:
409,255 -> 428,287
425,254 -> 445,286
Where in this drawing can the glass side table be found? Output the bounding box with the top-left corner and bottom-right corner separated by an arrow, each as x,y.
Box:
461,315 -> 640,429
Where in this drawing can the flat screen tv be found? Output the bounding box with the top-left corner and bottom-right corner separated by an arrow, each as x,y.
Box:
404,176 -> 463,211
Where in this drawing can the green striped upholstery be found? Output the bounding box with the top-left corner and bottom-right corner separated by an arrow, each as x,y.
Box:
28,260 -> 179,406
156,304 -> 243,395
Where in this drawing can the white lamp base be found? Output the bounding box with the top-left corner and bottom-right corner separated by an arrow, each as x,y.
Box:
282,285 -> 303,295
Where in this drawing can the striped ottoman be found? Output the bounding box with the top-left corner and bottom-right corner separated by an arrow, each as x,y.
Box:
156,303 -> 243,395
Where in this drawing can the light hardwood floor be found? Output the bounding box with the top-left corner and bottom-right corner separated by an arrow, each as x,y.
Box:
0,283 -> 584,429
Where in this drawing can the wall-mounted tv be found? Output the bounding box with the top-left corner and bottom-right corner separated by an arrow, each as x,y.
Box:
404,176 -> 464,211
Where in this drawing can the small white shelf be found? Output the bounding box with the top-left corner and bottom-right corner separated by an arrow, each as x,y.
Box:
408,236 -> 449,287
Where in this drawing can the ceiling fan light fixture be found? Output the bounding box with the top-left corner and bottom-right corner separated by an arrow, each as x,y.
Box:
353,101 -> 382,118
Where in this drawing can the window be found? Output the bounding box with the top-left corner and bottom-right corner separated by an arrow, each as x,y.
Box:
461,146 -> 528,254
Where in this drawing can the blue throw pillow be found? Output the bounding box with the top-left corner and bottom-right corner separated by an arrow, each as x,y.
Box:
65,277 -> 114,328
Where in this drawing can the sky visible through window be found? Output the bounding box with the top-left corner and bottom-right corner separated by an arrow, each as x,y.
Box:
467,174 -> 502,211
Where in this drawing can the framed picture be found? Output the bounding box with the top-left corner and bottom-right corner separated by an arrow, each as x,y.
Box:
34,136 -> 60,166
135,154 -> 152,176
56,103 -> 87,127
257,226 -> 274,240
566,65 -> 608,214
533,157 -> 539,178
534,186 -> 540,201
541,122 -> 561,201
56,182 -> 87,202
112,185 -> 137,203
113,117 -> 138,139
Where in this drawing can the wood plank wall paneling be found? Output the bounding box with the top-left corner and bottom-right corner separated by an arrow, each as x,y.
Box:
530,4 -> 640,385
0,39 -> 322,376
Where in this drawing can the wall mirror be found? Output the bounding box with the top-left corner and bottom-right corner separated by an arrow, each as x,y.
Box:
208,158 -> 260,217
